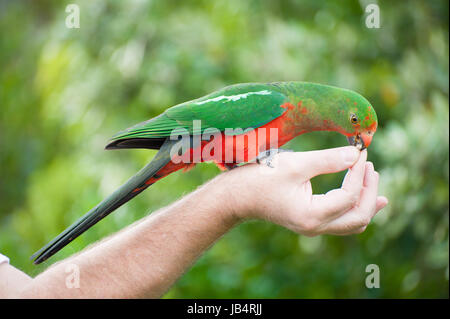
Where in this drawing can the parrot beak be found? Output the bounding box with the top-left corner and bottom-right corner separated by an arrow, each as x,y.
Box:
347,132 -> 373,150
360,132 -> 373,149
347,134 -> 366,150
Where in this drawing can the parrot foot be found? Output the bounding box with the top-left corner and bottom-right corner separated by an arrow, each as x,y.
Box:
256,148 -> 293,168
215,162 -> 239,171
223,163 -> 238,170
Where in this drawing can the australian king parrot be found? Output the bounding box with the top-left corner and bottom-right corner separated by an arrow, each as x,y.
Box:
31,81 -> 378,264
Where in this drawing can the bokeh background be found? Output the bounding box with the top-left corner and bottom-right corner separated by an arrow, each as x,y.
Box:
0,0 -> 448,298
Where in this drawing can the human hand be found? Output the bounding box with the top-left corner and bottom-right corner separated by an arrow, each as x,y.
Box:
222,146 -> 388,236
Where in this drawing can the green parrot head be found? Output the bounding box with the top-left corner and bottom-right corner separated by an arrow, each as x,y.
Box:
290,83 -> 378,150
335,88 -> 378,150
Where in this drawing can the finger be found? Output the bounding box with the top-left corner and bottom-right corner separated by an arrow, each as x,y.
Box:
356,162 -> 379,219
310,189 -> 356,220
321,163 -> 380,232
309,150 -> 367,220
327,196 -> 388,235
339,197 -> 387,235
341,149 -> 367,197
362,162 -> 372,187
293,146 -> 361,180
376,196 -> 388,211
326,225 -> 367,236
316,209 -> 370,235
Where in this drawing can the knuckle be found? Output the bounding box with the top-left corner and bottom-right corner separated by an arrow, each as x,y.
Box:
322,155 -> 337,171
302,231 -> 319,237
345,191 -> 359,206
358,216 -> 371,227
298,218 -> 320,233
354,226 -> 367,234
374,171 -> 380,180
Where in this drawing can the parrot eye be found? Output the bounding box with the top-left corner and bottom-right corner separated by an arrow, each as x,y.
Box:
350,114 -> 359,124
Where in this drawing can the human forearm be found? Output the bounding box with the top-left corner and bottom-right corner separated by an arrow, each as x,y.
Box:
17,175 -> 238,298
0,263 -> 32,298
9,146 -> 387,299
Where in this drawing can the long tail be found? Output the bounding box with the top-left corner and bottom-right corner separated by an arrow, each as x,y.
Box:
31,139 -> 180,264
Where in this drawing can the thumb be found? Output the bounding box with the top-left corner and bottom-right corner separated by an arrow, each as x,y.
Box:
297,146 -> 361,179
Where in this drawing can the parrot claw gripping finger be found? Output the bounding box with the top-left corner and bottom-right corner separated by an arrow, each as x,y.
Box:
223,163 -> 238,170
256,148 -> 293,168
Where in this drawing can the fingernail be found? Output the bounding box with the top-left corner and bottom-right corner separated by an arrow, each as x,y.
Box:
341,147 -> 359,165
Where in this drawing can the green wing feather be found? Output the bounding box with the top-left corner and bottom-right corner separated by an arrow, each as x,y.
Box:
110,83 -> 288,141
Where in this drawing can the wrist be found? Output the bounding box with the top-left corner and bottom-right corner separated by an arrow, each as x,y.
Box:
204,173 -> 243,226
212,166 -> 258,222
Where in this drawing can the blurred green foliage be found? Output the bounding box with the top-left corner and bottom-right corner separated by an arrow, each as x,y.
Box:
0,0 -> 448,298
